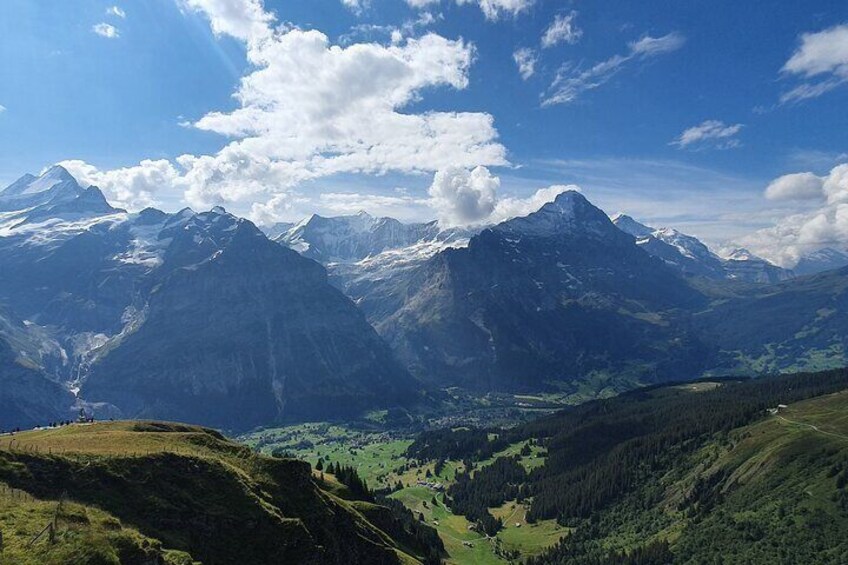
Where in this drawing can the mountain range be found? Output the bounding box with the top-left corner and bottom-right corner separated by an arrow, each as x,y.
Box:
611,213 -> 795,283
271,192 -> 848,392
0,167 -> 415,430
3,167 -> 848,429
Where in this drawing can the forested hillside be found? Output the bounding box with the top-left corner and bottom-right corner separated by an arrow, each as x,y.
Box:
407,369 -> 848,563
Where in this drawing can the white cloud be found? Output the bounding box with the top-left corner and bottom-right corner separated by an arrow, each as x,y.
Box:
544,32 -> 684,106
741,163 -> 848,266
250,182 -> 574,227
0,105 -> 6,114
490,184 -> 577,223
338,11 -> 439,45
317,192 -> 431,221
406,0 -> 533,21
179,0 -> 273,43
429,166 -> 499,226
513,47 -> 537,80
58,158 -> 182,211
628,33 -> 686,56
780,23 -> 848,103
541,11 -> 581,48
340,0 -> 369,15
92,23 -> 120,38
764,172 -> 825,201
70,0 -> 505,216
107,6 -> 126,18
671,120 -> 743,150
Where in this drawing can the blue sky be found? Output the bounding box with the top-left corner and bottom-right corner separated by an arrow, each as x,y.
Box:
1,0 -> 847,264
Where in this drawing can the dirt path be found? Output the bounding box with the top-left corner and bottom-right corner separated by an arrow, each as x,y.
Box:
776,415 -> 848,441
502,504 -> 522,526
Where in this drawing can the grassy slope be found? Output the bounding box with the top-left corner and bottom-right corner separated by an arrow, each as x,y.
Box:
670,390 -> 848,563
0,421 -> 420,565
0,488 -> 196,565
549,389 -> 848,563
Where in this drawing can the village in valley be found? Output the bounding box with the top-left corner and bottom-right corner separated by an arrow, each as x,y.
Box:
240,417 -> 559,564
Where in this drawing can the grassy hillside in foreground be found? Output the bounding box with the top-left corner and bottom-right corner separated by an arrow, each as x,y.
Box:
0,421 -> 433,565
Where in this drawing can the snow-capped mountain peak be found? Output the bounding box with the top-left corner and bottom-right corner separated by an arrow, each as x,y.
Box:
1,165 -> 76,198
722,247 -> 760,262
496,190 -> 616,239
277,211 -> 446,262
0,166 -> 121,238
793,247 -> 848,275
611,215 -> 793,283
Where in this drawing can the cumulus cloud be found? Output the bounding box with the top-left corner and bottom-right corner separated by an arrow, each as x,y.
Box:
427,168 -> 575,226
513,47 -> 537,80
741,163 -> 848,266
59,159 -> 182,210
107,6 -> 126,18
429,166 -> 499,226
92,23 -> 120,38
541,11 -> 581,48
69,0 -> 505,217
764,172 -> 825,201
671,120 -> 743,150
179,0 -> 274,42
405,0 -> 533,21
544,32 -> 684,106
780,23 -> 848,103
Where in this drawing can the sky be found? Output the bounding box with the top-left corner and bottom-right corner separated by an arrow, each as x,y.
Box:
1,0 -> 847,266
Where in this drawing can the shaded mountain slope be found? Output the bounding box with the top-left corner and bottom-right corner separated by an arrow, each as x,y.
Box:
376,191 -> 711,391
81,215 -> 418,430
695,265 -> 848,374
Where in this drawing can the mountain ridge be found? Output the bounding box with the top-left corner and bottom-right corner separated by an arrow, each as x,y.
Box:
0,168 -> 419,430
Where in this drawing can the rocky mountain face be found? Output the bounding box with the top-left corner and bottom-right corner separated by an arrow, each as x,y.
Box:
273,211 -> 476,324
277,212 -> 445,262
371,192 -> 712,391
0,167 -> 417,430
611,214 -> 794,283
720,247 -> 796,284
279,196 -> 848,393
0,322 -> 74,430
82,212 -> 416,429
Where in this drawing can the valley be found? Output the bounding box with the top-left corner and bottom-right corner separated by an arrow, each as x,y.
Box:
238,414 -> 564,564
234,369 -> 848,564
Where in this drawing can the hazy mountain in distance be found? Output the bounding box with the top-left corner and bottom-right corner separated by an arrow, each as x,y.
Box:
793,247 -> 848,276
612,214 -> 794,283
